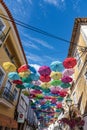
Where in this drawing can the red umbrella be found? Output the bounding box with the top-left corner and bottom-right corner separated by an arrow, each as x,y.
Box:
63,57 -> 77,69
56,103 -> 62,109
18,64 -> 29,72
40,75 -> 51,82
30,90 -> 42,95
61,76 -> 73,83
12,80 -> 23,85
59,89 -> 68,97
38,66 -> 51,76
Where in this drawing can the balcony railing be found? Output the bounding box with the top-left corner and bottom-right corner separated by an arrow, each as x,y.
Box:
0,87 -> 15,104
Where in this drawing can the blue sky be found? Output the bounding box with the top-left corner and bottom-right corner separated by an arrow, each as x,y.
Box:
3,0 -> 87,67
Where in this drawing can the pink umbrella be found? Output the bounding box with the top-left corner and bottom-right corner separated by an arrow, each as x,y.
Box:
61,76 -> 73,83
38,66 -> 51,76
50,86 -> 61,94
63,68 -> 74,77
30,90 -> 42,95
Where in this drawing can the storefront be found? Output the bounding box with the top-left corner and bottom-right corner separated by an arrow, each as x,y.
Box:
0,114 -> 18,130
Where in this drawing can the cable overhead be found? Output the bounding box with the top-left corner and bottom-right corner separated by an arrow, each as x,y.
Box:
0,13 -> 87,48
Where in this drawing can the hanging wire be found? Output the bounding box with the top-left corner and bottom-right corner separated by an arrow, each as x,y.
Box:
0,13 -> 87,49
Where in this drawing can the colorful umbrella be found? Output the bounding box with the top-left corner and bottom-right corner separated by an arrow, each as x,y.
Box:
19,70 -> 30,78
42,88 -> 50,93
61,76 -> 73,83
32,81 -> 41,86
50,71 -> 62,80
63,68 -> 74,77
57,96 -> 64,102
38,66 -> 51,76
41,82 -> 51,88
28,65 -> 36,73
40,75 -> 51,82
16,84 -> 25,89
56,103 -> 62,109
18,64 -> 29,72
21,76 -> 32,83
50,80 -> 62,86
50,61 -> 64,72
29,73 -> 40,81
59,89 -> 68,97
3,62 -> 16,72
8,72 -> 20,80
12,80 -> 23,85
23,83 -> 33,88
60,82 -> 71,88
63,57 -> 77,69
22,90 -> 29,96
50,86 -> 60,94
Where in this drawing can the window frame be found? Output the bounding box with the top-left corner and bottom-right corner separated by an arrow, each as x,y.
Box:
0,66 -> 5,87
0,18 -> 6,34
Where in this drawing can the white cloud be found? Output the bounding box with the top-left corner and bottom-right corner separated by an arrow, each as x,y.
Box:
43,0 -> 65,7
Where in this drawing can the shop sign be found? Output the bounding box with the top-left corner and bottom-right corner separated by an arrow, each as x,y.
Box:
17,112 -> 25,123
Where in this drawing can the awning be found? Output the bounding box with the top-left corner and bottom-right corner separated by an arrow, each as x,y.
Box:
0,114 -> 18,128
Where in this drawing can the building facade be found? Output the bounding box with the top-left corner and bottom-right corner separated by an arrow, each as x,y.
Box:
68,18 -> 87,130
0,0 -> 27,129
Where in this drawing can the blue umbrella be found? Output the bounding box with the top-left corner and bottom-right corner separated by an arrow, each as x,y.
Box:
29,65 -> 36,73
23,83 -> 34,88
8,72 -> 20,80
50,61 -> 64,72
29,73 -> 40,81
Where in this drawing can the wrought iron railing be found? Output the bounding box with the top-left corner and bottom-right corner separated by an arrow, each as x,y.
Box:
0,87 -> 15,104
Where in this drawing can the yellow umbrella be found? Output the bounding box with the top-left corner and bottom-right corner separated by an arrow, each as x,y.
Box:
50,71 -> 62,80
19,70 -> 30,78
3,62 -> 16,72
41,82 -> 51,88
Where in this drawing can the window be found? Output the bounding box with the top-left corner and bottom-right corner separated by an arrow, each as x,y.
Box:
0,66 -> 5,86
74,49 -> 81,68
84,70 -> 87,80
13,88 -> 18,100
5,80 -> 12,90
0,18 -> 5,33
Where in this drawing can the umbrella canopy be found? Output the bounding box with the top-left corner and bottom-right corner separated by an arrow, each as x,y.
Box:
61,76 -> 73,83
29,73 -> 40,81
42,88 -> 50,93
18,64 -> 29,72
23,83 -> 33,88
57,96 -> 64,102
41,82 -> 51,88
59,89 -> 68,97
22,90 -> 29,96
50,71 -> 62,80
50,80 -> 62,86
22,76 -> 32,83
63,68 -> 74,77
30,90 -> 42,95
50,61 -> 64,72
32,81 -> 41,86
40,75 -> 51,82
16,84 -> 25,89
12,80 -> 23,85
38,66 -> 51,76
3,62 -> 16,72
28,65 -> 36,73
60,82 -> 71,88
8,72 -> 20,80
19,71 -> 30,78
56,103 -> 62,109
63,57 -> 77,69
50,86 -> 60,94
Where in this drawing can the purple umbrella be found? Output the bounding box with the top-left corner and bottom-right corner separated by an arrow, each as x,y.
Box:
38,66 -> 51,76
61,76 -> 73,83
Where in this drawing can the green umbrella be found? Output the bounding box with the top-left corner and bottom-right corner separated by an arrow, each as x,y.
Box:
57,96 -> 64,102
16,84 -> 26,89
60,82 -> 71,88
50,80 -> 62,86
22,76 -> 32,83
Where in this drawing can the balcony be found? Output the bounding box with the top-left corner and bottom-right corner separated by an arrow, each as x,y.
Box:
0,87 -> 15,108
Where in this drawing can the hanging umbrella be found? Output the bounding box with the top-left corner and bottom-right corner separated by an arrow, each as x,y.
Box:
42,88 -> 50,93
22,90 -> 29,96
59,89 -> 68,97
50,80 -> 62,86
28,65 -> 36,73
56,103 -> 62,109
38,66 -> 51,76
63,68 -> 74,77
63,57 -> 77,69
41,82 -> 51,88
50,86 -> 60,94
18,64 -> 29,72
16,84 -> 25,89
61,76 -> 73,83
30,90 -> 42,95
32,81 -> 41,86
57,96 -> 64,102
8,72 -> 20,80
31,85 -> 42,90
40,75 -> 51,82
21,76 -> 32,83
50,61 -> 64,72
60,82 -> 71,88
19,70 -> 30,78
35,94 -> 44,99
29,73 -> 40,81
3,62 -> 16,72
23,83 -> 33,88
50,71 -> 62,80
12,80 -> 23,85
